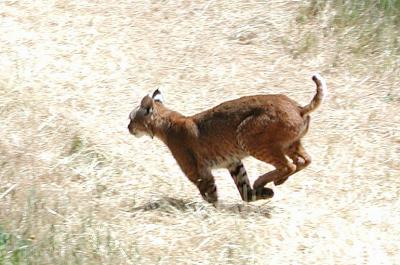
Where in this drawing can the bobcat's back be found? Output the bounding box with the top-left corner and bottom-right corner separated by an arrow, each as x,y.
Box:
189,94 -> 304,168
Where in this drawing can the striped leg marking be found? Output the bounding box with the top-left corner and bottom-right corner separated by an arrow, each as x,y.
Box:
228,163 -> 252,201
228,162 -> 274,201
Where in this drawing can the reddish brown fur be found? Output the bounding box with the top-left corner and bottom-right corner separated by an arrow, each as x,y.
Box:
128,74 -> 326,203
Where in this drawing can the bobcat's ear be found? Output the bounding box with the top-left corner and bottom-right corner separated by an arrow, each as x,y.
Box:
152,89 -> 164,103
140,95 -> 154,115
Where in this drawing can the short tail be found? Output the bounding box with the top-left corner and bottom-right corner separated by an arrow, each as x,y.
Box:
300,73 -> 327,116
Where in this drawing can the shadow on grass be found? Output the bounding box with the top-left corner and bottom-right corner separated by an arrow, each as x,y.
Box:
130,196 -> 273,218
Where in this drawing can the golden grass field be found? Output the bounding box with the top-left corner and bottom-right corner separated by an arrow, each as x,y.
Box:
1,0 -> 399,264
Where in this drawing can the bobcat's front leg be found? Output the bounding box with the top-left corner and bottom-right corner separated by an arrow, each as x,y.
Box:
170,147 -> 218,203
196,172 -> 218,203
182,167 -> 218,203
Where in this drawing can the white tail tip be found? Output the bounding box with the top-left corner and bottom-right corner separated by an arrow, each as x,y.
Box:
312,73 -> 327,100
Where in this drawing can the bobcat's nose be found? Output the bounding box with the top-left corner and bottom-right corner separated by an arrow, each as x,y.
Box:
127,123 -> 134,135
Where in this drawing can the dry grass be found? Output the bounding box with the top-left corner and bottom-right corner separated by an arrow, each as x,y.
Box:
1,0 -> 399,264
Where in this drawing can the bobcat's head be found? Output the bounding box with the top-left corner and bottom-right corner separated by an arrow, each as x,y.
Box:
128,89 -> 163,138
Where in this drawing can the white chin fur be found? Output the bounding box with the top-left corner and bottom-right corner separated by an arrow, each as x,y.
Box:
134,131 -> 147,138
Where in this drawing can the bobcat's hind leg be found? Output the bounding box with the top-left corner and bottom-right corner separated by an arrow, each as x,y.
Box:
251,150 -> 297,189
274,141 -> 312,185
228,161 -> 274,201
237,115 -> 300,188
287,141 -> 312,172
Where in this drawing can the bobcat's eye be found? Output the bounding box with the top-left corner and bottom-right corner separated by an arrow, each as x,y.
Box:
145,107 -> 153,115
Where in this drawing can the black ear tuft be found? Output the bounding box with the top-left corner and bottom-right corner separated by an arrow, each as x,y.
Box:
152,89 -> 164,103
152,89 -> 161,97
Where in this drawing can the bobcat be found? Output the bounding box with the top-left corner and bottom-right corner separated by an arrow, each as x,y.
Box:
128,74 -> 327,203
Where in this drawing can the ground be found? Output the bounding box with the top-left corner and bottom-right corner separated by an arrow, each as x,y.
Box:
0,0 -> 399,264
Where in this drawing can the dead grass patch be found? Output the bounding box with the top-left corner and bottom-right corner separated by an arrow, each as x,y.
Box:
1,0 -> 399,264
